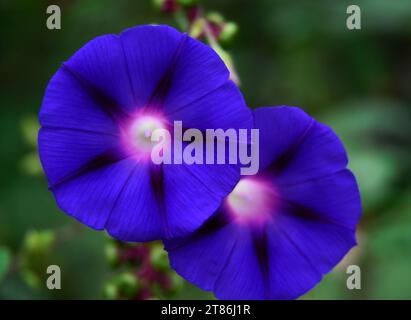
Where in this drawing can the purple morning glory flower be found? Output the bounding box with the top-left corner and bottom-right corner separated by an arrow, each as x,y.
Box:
165,106 -> 362,299
38,25 -> 251,241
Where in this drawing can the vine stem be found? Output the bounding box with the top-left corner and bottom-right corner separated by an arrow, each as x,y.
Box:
187,9 -> 241,86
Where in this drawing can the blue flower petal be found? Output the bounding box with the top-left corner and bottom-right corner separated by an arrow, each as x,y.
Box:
253,106 -> 313,172
63,34 -> 136,115
39,66 -> 120,134
163,162 -> 240,239
38,127 -> 125,187
50,157 -> 139,230
163,34 -> 230,113
119,25 -> 185,110
103,163 -> 163,241
167,81 -> 251,131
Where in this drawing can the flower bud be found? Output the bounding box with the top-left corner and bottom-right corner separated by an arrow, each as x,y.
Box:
219,22 -> 238,44
153,0 -> 179,13
23,230 -> 55,255
149,245 -> 169,271
117,272 -> 139,297
206,11 -> 224,25
105,242 -> 119,267
104,283 -> 118,300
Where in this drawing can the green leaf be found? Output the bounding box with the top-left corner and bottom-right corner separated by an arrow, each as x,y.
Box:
23,230 -> 55,256
0,247 -> 11,282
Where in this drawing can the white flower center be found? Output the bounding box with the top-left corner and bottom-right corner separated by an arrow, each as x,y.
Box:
129,115 -> 165,153
225,178 -> 276,223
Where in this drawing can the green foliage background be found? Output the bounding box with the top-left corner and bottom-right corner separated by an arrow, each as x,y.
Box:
0,0 -> 410,299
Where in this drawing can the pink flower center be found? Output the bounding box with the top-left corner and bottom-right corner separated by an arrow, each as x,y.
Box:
225,178 -> 277,224
122,113 -> 166,159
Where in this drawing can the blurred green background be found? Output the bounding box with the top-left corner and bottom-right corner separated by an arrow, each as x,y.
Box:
0,0 -> 411,299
